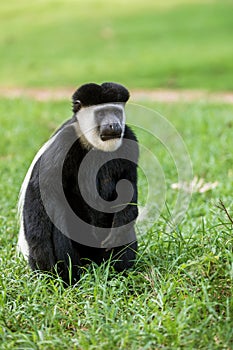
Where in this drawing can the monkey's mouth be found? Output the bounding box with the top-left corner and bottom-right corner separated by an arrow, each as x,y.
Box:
99,123 -> 122,141
100,133 -> 121,141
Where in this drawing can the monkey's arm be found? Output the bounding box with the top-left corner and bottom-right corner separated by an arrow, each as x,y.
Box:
101,166 -> 138,249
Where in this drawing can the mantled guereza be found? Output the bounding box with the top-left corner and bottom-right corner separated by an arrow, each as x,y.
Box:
17,82 -> 138,284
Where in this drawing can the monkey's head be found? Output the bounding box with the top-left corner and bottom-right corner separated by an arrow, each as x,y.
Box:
72,82 -> 129,152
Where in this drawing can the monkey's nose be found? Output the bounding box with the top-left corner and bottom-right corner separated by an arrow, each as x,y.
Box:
100,123 -> 122,141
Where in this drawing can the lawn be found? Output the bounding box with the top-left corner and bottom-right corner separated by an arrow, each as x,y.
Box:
0,97 -> 232,349
0,0 -> 233,90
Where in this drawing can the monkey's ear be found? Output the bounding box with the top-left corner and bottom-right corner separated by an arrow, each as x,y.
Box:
72,99 -> 82,113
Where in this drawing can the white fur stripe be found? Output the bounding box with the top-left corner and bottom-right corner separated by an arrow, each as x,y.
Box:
17,132 -> 61,258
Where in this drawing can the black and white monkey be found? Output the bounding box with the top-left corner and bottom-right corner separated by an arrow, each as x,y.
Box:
17,82 -> 138,284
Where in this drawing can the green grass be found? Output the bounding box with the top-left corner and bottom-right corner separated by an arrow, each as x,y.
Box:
0,0 -> 233,90
0,97 -> 233,349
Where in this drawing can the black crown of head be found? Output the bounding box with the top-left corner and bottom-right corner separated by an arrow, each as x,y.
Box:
72,82 -> 130,113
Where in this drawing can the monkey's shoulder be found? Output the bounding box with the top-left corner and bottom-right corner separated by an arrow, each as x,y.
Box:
124,125 -> 138,142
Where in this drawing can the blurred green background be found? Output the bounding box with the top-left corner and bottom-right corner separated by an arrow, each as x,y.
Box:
0,0 -> 232,90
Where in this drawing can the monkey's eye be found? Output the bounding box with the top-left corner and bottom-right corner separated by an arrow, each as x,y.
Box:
114,109 -> 123,120
94,107 -> 123,124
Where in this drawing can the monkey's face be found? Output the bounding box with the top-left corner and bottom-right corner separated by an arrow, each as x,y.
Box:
76,103 -> 126,152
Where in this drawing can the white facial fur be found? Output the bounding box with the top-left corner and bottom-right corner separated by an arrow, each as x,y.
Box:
75,103 -> 126,152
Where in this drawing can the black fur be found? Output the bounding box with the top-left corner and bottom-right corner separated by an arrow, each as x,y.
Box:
22,83 -> 138,284
72,82 -> 130,112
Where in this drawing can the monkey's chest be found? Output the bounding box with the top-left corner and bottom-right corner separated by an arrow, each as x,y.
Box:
96,169 -> 118,202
